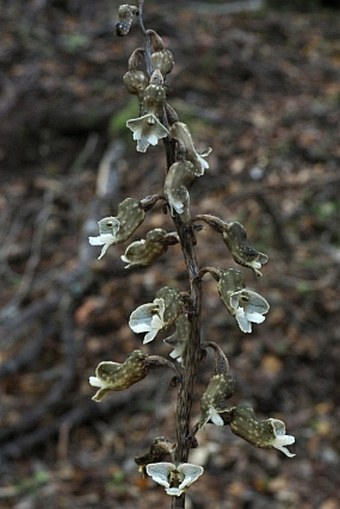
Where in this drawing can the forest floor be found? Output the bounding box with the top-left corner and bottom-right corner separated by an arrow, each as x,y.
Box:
0,1 -> 340,508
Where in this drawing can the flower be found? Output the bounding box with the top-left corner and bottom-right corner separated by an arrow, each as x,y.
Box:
228,289 -> 270,333
170,122 -> 212,176
129,287 -> 184,343
199,373 -> 235,427
88,217 -> 120,259
164,313 -> 190,364
213,268 -> 269,333
146,462 -> 204,497
89,350 -> 149,401
129,298 -> 166,344
164,160 -> 195,217
222,221 -> 268,276
88,198 -> 146,258
126,113 -> 169,152
229,406 -> 296,458
121,228 -> 173,268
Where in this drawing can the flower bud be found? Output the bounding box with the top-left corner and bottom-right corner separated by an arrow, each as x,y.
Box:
229,406 -> 296,458
89,350 -> 149,401
115,4 -> 139,36
123,70 -> 148,96
151,49 -> 175,75
142,70 -> 166,116
135,437 -> 175,472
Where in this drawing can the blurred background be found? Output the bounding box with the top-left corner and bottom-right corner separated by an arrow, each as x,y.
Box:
0,1 -> 339,508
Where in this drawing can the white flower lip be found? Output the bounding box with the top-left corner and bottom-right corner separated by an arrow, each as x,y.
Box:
88,376 -> 105,388
146,462 -> 204,497
126,113 -> 169,153
129,298 -> 166,343
269,418 -> 296,458
88,233 -> 117,259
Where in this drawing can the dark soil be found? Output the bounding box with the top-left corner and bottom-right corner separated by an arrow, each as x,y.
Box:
0,1 -> 339,508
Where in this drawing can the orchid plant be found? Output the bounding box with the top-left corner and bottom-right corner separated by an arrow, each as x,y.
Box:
88,3 -> 295,507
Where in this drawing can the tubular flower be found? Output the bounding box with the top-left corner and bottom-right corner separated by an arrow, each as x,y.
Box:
129,287 -> 184,343
89,350 -> 149,401
146,462 -> 204,497
88,198 -> 145,259
229,406 -> 296,458
212,268 -> 270,333
164,160 -> 195,218
170,122 -> 212,177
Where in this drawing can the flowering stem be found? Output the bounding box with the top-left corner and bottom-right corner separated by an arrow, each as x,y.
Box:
139,6 -> 202,507
164,138 -> 203,509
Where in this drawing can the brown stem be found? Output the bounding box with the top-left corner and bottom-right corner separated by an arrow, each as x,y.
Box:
140,9 -> 202,508
164,139 -> 202,461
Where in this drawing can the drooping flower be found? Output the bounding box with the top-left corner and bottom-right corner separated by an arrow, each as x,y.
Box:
170,122 -> 212,177
199,372 -> 235,427
229,406 -> 296,458
222,221 -> 268,276
163,313 -> 190,364
89,350 -> 149,401
88,198 -> 145,259
129,287 -> 184,343
194,215 -> 268,276
146,462 -> 204,497
164,160 -> 195,218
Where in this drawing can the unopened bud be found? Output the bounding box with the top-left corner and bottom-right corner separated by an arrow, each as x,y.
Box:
115,4 -> 139,36
123,70 -> 148,96
151,49 -> 175,75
